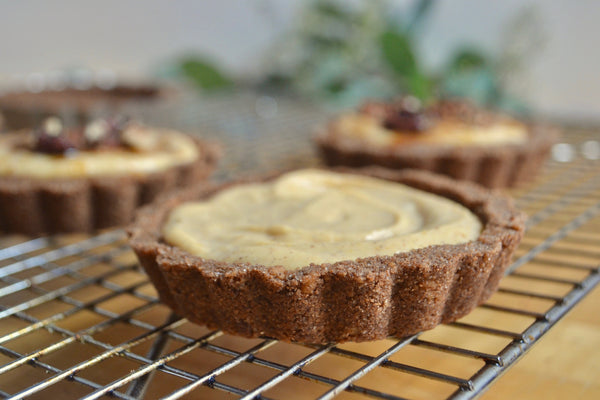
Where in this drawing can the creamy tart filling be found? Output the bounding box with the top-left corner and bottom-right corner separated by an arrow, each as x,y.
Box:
162,169 -> 482,270
331,114 -> 528,147
0,128 -> 199,178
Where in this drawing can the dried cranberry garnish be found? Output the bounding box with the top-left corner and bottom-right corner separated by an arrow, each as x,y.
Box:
384,109 -> 431,132
34,132 -> 77,154
33,117 -> 78,154
361,97 -> 433,132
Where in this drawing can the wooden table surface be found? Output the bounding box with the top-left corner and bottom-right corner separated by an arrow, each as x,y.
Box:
482,283 -> 600,400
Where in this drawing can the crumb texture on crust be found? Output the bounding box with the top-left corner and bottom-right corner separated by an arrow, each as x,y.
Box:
0,139 -> 220,235
315,124 -> 558,188
128,168 -> 526,343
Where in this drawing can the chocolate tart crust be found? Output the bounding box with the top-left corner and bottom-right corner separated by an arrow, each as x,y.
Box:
315,123 -> 558,188
128,168 -> 526,343
0,137 -> 220,235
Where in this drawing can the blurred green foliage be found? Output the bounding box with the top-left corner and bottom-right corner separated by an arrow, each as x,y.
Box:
179,57 -> 232,91
380,30 -> 432,101
259,0 -> 534,113
177,0 -> 538,114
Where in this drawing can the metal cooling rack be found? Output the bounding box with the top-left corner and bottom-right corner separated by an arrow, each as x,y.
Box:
0,92 -> 599,399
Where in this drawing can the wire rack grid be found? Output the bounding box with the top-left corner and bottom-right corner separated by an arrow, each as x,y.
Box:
0,93 -> 599,400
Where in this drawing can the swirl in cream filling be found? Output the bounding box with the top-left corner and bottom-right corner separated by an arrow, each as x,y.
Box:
162,169 -> 482,270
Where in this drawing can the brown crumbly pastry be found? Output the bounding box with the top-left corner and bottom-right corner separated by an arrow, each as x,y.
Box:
315,98 -> 559,188
128,168 -> 525,344
0,118 -> 220,235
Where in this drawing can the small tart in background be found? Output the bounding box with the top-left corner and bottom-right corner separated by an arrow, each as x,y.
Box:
0,117 -> 220,235
315,98 -> 559,188
128,168 -> 525,343
0,85 -> 163,131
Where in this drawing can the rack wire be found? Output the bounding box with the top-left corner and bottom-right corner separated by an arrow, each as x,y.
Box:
0,92 -> 599,399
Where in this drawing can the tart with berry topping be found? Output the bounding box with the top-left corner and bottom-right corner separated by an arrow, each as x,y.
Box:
0,117 -> 220,235
128,168 -> 525,343
315,98 -> 558,188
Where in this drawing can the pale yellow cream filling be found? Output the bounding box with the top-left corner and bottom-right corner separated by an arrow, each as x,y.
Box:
163,169 -> 482,270
0,129 -> 199,178
332,114 -> 528,147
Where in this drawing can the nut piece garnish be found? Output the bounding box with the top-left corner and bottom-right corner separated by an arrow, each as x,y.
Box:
42,117 -> 64,137
121,125 -> 159,151
34,117 -> 77,154
84,119 -> 110,144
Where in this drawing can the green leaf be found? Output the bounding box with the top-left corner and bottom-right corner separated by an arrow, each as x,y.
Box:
325,79 -> 347,95
380,30 -> 417,77
407,71 -> 433,101
447,48 -> 489,73
179,58 -> 232,91
380,30 -> 432,101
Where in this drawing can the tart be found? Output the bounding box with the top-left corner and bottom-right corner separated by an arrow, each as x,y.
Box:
0,117 -> 220,235
315,98 -> 558,188
128,168 -> 525,343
